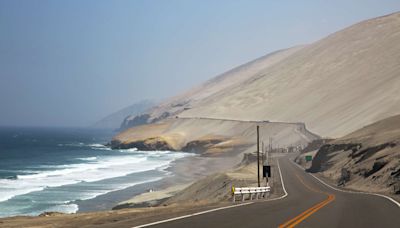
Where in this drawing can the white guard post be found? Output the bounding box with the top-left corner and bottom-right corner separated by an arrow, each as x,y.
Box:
232,186 -> 271,202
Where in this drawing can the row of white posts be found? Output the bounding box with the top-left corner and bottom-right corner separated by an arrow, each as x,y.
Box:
232,186 -> 271,202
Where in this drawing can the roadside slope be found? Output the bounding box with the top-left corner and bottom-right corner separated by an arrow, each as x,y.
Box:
307,114 -> 400,196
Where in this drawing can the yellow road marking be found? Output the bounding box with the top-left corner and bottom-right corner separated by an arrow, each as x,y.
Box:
279,174 -> 335,228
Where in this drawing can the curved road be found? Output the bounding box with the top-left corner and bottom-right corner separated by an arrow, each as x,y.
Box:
136,157 -> 400,228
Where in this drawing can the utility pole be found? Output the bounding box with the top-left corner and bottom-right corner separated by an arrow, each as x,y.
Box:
266,138 -> 268,165
262,141 -> 265,163
257,125 -> 260,187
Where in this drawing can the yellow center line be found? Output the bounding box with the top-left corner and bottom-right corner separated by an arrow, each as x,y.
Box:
279,174 -> 335,228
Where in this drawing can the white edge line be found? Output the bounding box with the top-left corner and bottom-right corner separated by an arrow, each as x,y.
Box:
133,159 -> 289,228
246,159 -> 289,203
132,202 -> 253,228
290,159 -> 400,208
274,159 -> 288,200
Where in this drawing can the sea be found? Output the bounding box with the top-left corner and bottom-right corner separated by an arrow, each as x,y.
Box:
0,127 -> 190,218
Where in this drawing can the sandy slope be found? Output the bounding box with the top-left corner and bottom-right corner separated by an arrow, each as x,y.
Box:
127,12 -> 400,138
307,114 -> 400,196
112,117 -> 319,154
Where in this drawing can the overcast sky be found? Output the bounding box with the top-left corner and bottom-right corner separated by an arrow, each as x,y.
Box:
1,0 -> 400,127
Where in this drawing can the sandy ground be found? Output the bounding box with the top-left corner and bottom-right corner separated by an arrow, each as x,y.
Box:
113,149 -> 245,209
118,184 -> 191,206
113,118 -> 319,154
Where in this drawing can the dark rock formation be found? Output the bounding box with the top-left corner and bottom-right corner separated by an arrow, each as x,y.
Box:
351,143 -> 396,164
364,160 -> 388,178
301,138 -> 334,154
181,138 -> 224,153
307,143 -> 361,173
151,112 -> 170,123
119,114 -> 151,131
110,138 -> 175,151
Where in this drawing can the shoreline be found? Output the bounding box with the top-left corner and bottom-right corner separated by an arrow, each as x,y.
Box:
76,149 -> 244,212
0,153 -> 286,227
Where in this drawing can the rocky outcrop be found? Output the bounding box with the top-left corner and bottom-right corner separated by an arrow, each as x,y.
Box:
300,139 -> 333,154
119,112 -> 171,131
111,137 -> 175,151
307,143 -> 362,173
305,114 -> 400,195
119,114 -> 152,131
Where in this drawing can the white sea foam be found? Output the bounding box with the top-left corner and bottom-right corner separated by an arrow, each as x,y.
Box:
119,148 -> 138,152
93,147 -> 112,151
45,203 -> 79,215
76,156 -> 97,161
0,151 -> 189,204
89,143 -> 106,148
90,143 -> 112,151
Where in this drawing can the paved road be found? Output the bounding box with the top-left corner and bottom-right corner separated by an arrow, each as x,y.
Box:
137,157 -> 400,228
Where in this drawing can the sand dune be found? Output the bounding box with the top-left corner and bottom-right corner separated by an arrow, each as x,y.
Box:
126,12 -> 400,138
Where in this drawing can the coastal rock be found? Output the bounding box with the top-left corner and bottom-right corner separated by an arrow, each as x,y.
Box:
111,137 -> 175,151
38,212 -> 66,217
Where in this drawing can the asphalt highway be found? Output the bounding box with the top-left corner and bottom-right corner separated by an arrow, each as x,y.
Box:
135,157 -> 400,228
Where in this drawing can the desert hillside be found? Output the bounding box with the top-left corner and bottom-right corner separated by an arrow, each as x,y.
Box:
122,12 -> 400,138
112,117 -> 319,155
306,114 -> 400,195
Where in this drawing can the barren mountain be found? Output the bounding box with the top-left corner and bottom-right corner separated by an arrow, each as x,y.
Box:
122,12 -> 400,138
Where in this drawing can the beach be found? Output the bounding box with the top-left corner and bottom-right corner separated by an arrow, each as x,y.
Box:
81,147 -> 245,211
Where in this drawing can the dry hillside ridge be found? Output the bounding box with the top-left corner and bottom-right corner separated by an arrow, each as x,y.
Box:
120,12 -> 400,138
301,114 -> 400,196
112,117 -> 319,154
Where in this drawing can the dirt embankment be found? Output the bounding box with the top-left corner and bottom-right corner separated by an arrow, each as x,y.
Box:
303,115 -> 400,196
163,153 -> 283,205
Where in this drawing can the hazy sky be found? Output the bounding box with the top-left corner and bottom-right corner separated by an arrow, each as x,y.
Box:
1,0 -> 400,127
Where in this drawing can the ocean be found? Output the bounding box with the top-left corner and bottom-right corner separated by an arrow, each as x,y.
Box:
0,127 -> 190,217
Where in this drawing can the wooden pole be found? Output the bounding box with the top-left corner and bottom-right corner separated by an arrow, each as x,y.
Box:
257,125 -> 260,187
262,141 -> 265,163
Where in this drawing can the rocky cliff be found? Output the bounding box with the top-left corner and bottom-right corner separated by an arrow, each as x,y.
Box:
307,114 -> 400,195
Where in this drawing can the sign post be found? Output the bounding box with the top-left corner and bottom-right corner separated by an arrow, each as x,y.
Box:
263,164 -> 271,186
